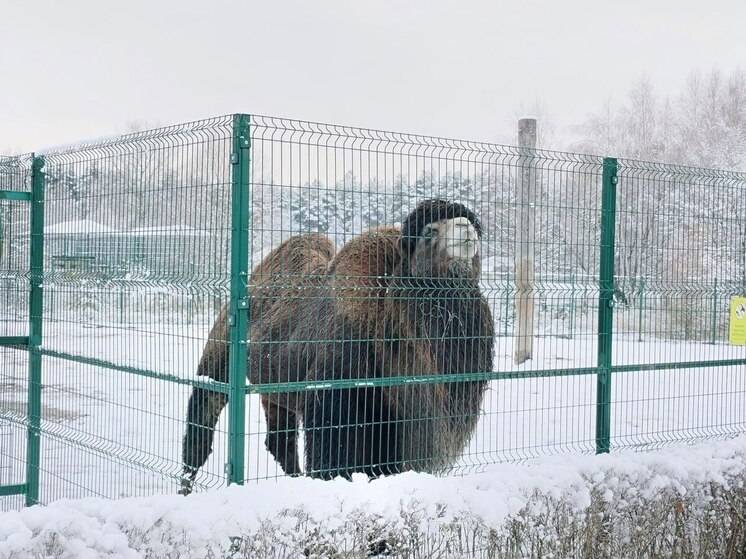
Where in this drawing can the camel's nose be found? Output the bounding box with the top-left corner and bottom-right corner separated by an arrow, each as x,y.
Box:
454,223 -> 477,243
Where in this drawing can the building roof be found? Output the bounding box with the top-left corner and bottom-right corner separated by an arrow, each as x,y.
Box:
45,219 -> 118,235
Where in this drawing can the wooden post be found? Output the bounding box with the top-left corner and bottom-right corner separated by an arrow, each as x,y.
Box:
514,118 -> 536,365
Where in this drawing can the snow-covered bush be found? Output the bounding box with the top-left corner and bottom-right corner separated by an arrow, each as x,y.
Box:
2,436 -> 745,558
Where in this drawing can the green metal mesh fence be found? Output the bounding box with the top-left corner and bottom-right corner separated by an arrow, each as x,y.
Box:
1,114 -> 745,509
1,119 -> 237,506
611,159 -> 746,449
1,154 -> 33,509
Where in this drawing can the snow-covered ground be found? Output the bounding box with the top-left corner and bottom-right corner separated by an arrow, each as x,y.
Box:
1,316 -> 745,509
1,435 -> 745,558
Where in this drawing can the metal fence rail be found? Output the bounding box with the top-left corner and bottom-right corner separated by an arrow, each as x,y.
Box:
1,114 -> 745,508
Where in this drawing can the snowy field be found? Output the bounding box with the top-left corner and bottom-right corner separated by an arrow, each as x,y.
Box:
1,316 -> 745,510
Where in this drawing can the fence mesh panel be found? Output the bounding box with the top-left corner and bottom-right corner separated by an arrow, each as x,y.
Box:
241,116 -> 605,482
611,159 -> 746,450
0,155 -> 32,337
1,115 -> 745,508
3,119 -> 237,504
1,155 -> 32,511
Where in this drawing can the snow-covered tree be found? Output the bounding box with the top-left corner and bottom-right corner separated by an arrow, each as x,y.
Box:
574,68 -> 746,337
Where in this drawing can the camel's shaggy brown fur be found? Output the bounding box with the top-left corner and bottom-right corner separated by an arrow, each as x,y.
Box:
303,200 -> 493,478
181,200 -> 493,491
180,234 -> 335,491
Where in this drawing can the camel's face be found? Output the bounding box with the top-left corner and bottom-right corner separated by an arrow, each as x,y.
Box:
411,217 -> 481,280
436,216 -> 480,260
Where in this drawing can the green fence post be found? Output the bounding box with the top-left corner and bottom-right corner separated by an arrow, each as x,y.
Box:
227,115 -> 251,485
26,154 -> 45,505
637,276 -> 645,343
709,278 -> 718,344
596,157 -> 617,455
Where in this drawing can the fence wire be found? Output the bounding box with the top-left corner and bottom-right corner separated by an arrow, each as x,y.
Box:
1,155 -> 33,509
1,115 -> 745,509
2,119 -> 237,507
239,116 -> 605,484
611,159 -> 746,449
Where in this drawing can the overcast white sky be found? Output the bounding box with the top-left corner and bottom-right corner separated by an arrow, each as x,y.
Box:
1,0 -> 744,153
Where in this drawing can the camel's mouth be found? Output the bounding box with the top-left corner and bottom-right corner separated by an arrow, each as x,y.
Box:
444,256 -> 480,281
445,239 -> 478,260
439,217 -> 480,261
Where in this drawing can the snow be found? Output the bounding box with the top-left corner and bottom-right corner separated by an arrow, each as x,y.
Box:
44,220 -> 118,235
1,435 -> 745,558
0,308 -> 745,559
126,225 -> 210,237
23,221 -> 211,238
1,315 -> 744,506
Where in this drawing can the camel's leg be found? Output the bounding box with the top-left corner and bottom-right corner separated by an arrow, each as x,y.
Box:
262,394 -> 301,476
180,387 -> 228,495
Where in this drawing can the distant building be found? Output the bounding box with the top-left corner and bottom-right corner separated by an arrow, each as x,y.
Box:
15,220 -> 223,278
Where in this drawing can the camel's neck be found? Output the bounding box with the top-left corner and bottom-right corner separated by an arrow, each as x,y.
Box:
413,288 -> 482,343
390,275 -> 484,365
386,257 -> 489,371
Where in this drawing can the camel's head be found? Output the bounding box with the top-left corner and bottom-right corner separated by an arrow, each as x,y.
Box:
400,199 -> 483,281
